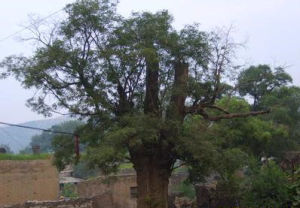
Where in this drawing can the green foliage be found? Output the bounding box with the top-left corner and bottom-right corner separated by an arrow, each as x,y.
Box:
72,161 -> 100,179
0,153 -> 50,160
61,183 -> 78,199
210,99 -> 290,158
215,148 -> 248,179
85,114 -> 163,174
238,65 -> 292,109
178,115 -> 218,182
177,97 -> 291,184
261,87 -> 300,123
288,167 -> 300,207
174,181 -> 196,199
216,97 -> 250,113
180,96 -> 297,206
214,176 -> 244,207
72,158 -> 132,180
261,86 -> 300,148
85,144 -> 127,174
52,134 -> 77,171
197,97 -> 291,158
242,161 -> 290,208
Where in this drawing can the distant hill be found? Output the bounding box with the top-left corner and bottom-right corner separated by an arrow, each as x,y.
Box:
0,117 -> 72,153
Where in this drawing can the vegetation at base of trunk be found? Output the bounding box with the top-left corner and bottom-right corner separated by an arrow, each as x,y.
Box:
0,0 -> 299,207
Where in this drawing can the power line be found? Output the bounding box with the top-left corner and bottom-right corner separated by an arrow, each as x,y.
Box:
0,121 -> 75,136
0,121 -> 80,159
0,8 -> 64,42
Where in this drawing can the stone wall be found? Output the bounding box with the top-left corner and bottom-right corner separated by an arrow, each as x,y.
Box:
0,195 -> 110,208
0,159 -> 59,206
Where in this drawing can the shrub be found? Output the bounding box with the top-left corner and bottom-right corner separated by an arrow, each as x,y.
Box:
242,161 -> 289,208
61,183 -> 78,199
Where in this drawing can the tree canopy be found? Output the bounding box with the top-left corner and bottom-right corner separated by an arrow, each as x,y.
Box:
237,65 -> 292,109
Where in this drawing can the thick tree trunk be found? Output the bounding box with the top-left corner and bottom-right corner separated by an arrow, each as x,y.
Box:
167,61 -> 189,121
144,52 -> 159,115
134,157 -> 172,208
138,56 -> 187,208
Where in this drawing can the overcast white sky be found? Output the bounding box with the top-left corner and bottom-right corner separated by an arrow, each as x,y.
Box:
0,0 -> 299,124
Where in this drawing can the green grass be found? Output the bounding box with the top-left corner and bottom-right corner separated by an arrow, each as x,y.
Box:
0,153 -> 51,160
173,165 -> 188,174
119,163 -> 133,170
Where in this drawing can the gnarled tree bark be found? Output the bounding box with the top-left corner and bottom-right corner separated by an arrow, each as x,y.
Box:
133,154 -> 173,208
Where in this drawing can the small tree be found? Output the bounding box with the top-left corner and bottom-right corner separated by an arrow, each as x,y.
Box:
0,1 -> 269,207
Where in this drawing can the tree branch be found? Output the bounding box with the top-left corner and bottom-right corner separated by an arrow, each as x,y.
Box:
185,104 -> 270,121
204,105 -> 230,114
207,110 -> 270,121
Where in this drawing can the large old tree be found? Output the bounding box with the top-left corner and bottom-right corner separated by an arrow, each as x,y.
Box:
0,1 -> 268,207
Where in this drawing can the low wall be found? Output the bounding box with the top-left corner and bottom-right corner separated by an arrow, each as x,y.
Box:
0,159 -> 59,206
78,174 -> 137,208
0,199 -> 93,208
77,172 -> 187,208
0,195 -> 109,208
